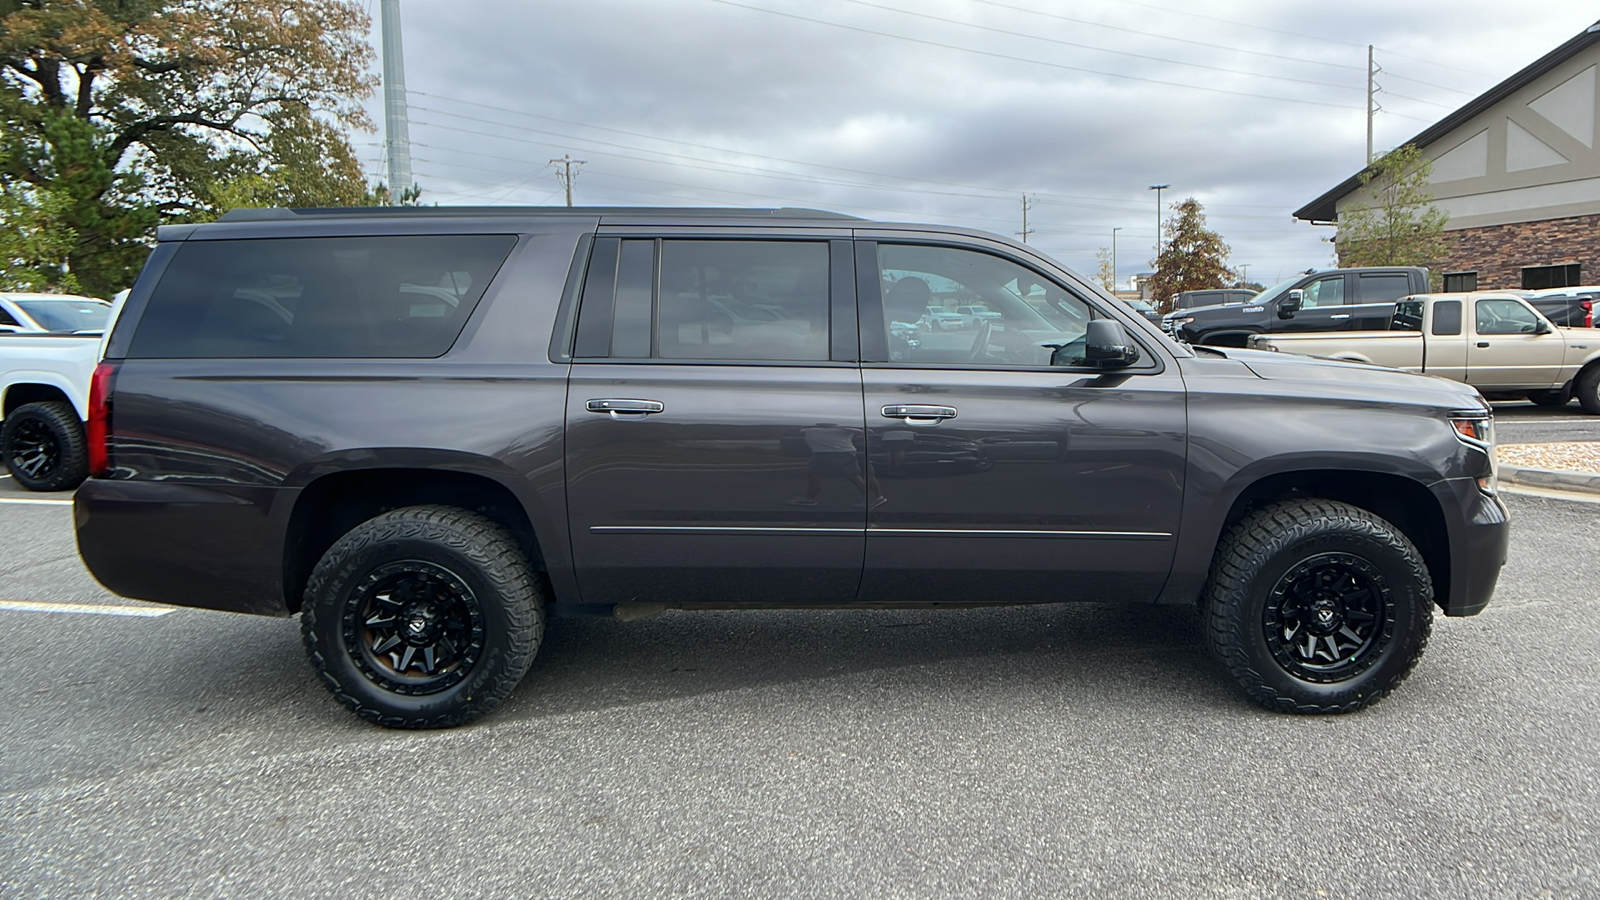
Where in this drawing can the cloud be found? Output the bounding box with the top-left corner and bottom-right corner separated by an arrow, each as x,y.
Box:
365,0 -> 1600,283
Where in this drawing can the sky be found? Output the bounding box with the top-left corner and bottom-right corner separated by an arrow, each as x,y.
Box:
356,0 -> 1600,290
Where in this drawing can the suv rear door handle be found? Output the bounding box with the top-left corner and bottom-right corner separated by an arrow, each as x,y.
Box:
587,398 -> 664,419
882,404 -> 957,425
1330,314 -> 1351,320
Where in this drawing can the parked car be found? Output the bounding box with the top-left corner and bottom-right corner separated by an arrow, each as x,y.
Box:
954,304 -> 1003,328
1164,268 -> 1428,346
1172,288 -> 1258,310
1,329 -> 104,490
1122,296 -> 1163,324
1248,291 -> 1600,412
0,292 -> 111,334
923,306 -> 966,330
76,206 -> 1507,728
1518,286 -> 1595,328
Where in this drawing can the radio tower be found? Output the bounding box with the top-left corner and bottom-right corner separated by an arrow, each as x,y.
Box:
380,0 -> 414,202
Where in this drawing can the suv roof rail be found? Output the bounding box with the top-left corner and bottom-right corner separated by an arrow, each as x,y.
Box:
217,206 -> 863,223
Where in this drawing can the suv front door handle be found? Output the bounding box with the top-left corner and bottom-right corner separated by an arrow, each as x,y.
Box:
882,404 -> 957,425
587,398 -> 665,419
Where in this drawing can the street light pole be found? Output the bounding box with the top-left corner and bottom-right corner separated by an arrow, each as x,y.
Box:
1111,227 -> 1122,292
1148,184 -> 1169,265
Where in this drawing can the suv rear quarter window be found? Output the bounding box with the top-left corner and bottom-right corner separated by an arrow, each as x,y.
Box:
128,235 -> 518,358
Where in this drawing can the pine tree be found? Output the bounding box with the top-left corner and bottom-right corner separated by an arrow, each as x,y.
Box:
1145,198 -> 1234,314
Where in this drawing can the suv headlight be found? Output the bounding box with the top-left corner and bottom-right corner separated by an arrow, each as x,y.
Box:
1448,410 -> 1496,494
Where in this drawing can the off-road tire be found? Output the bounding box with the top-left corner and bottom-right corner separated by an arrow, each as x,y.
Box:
1575,365 -> 1600,415
1526,388 -> 1571,408
1202,499 -> 1432,714
301,505 -> 543,728
1,400 -> 88,492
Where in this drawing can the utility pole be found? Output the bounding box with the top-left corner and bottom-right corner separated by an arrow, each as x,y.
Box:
1148,184 -> 1169,263
1016,194 -> 1035,244
1111,226 -> 1122,291
380,0 -> 413,202
550,154 -> 586,207
1366,44 -> 1379,165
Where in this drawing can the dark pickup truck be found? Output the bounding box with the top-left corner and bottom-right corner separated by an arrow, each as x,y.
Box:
1164,267 -> 1429,346
75,208 -> 1508,728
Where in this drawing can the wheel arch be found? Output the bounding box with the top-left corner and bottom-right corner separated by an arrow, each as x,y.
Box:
282,467 -> 546,614
2,379 -> 80,419
1217,469 -> 1450,610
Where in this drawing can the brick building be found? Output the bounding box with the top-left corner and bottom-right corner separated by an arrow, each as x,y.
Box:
1296,22 -> 1600,291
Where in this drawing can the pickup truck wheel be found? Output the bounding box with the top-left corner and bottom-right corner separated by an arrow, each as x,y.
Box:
1575,366 -> 1600,415
1526,388 -> 1571,408
300,505 -> 543,729
1,400 -> 87,492
1203,499 -> 1432,714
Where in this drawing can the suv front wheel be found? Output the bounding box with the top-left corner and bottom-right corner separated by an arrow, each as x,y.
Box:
1203,499 -> 1432,713
301,505 -> 544,728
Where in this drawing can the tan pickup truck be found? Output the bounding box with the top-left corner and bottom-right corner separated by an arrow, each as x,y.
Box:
1248,292 -> 1600,413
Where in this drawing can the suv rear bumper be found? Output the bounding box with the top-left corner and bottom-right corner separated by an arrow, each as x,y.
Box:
1435,477 -> 1509,617
75,479 -> 290,617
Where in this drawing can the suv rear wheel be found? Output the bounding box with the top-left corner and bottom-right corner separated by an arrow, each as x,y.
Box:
1203,499 -> 1432,714
2,400 -> 88,492
301,505 -> 543,728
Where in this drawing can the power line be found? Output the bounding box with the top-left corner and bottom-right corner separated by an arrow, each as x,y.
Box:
963,0 -> 1364,73
706,0 -> 1361,109
408,89 -> 1290,211
832,0 -> 1360,92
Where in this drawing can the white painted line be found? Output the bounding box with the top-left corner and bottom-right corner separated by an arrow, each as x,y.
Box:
0,599 -> 174,617
1500,485 -> 1600,505
0,496 -> 72,506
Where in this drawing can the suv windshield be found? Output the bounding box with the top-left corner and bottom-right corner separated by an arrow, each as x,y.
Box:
14,298 -> 111,332
1246,277 -> 1303,308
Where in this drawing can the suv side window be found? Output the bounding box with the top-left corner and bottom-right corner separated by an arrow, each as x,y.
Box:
0,305 -> 19,327
576,239 -> 831,363
1300,277 -> 1344,309
876,243 -> 1097,367
128,235 -> 518,358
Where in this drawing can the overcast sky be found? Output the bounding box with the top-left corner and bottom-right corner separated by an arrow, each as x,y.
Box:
357,0 -> 1600,289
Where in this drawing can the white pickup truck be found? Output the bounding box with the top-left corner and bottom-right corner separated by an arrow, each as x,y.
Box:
1248,291 -> 1600,413
1,293 -> 117,491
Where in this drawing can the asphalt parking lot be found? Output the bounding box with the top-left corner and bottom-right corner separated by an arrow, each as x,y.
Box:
1,473 -> 1598,896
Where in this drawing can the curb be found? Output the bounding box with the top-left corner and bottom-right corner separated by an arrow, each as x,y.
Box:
1498,463 -> 1600,495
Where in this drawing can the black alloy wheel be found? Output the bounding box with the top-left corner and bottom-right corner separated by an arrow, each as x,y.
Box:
1,400 -> 88,492
1263,553 -> 1391,683
344,560 -> 485,696
1203,498 -> 1432,714
302,505 -> 544,728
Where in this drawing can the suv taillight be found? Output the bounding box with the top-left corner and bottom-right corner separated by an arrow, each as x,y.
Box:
87,361 -> 118,477
1582,299 -> 1592,328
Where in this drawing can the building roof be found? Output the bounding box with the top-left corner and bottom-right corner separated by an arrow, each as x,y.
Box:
1293,20 -> 1600,223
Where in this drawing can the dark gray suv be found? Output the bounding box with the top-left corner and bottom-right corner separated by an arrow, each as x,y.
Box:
76,207 -> 1508,728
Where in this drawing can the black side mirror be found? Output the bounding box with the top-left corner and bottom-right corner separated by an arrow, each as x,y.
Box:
1052,319 -> 1141,369
1277,289 -> 1303,318
1535,318 -> 1553,335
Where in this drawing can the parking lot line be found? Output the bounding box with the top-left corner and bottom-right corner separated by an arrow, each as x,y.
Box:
0,496 -> 72,506
0,599 -> 173,618
1500,484 -> 1600,504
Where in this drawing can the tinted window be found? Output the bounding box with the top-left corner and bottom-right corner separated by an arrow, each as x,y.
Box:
1522,263 -> 1580,290
656,241 -> 829,361
0,305 -> 19,327
1359,274 -> 1413,304
129,235 -> 517,358
878,244 -> 1094,367
1431,300 -> 1462,335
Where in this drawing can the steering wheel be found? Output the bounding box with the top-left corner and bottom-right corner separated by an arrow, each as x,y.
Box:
967,318 -> 992,361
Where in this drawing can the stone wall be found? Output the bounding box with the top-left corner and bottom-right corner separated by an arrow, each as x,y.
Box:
1338,213 -> 1600,288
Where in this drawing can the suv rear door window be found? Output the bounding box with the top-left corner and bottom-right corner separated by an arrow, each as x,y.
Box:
128,235 -> 517,358
574,239 -> 831,362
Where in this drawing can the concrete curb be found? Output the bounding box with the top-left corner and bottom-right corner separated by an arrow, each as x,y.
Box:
1498,463 -> 1600,494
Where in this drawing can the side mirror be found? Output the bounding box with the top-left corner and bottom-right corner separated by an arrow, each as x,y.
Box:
1277,289 -> 1303,318
1052,319 -> 1141,370
1535,318 -> 1553,335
